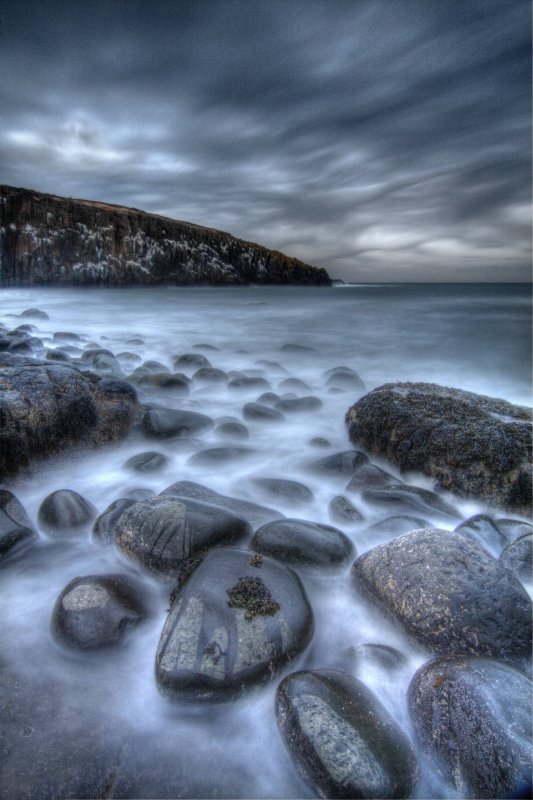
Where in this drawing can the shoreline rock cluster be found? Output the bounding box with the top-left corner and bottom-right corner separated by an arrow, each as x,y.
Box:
1,307 -> 532,799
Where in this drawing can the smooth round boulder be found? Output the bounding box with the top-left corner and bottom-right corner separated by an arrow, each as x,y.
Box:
328,495 -> 364,525
155,548 -> 314,701
309,450 -> 368,477
92,497 -> 137,544
251,519 -> 354,566
20,308 -> 49,319
51,574 -> 149,650
114,495 -> 251,578
323,366 -> 366,391
345,463 -> 396,491
0,489 -> 37,557
351,528 -> 532,664
38,490 -> 97,536
137,373 -> 190,393
187,446 -> 255,466
242,402 -> 285,423
214,421 -> 249,440
192,367 -> 227,385
276,669 -> 417,799
251,478 -> 314,506
274,396 -> 322,413
142,408 -> 214,438
408,656 -> 532,799
228,376 -> 270,391
123,451 -> 169,473
361,484 -> 460,521
278,378 -> 311,393
173,353 -> 211,370
498,533 -> 532,584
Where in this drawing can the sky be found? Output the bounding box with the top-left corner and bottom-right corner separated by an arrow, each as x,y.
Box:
1,0 -> 531,282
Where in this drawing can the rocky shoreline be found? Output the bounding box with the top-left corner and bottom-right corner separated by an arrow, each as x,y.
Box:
1,305 -> 531,799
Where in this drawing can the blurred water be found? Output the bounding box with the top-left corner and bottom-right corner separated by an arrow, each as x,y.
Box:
0,284 -> 531,799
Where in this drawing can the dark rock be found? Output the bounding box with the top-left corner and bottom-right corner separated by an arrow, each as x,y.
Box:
351,528 -> 532,664
280,343 -> 317,352
0,489 -> 37,557
123,451 -> 169,472
255,391 -> 281,406
243,402 -> 285,422
193,343 -> 219,351
346,382 -> 532,513
328,495 -> 364,525
161,480 -> 283,527
276,669 -> 417,799
141,407 -> 214,438
309,449 -> 368,476
275,395 -> 322,413
51,574 -> 149,650
38,490 -> 97,535
361,515 -> 430,538
92,497 -> 138,544
256,360 -> 289,374
126,337 -> 144,345
454,514 -> 507,556
114,495 -> 251,578
137,372 -> 190,393
228,376 -> 271,391
345,462 -> 397,491
323,366 -> 366,391
155,548 -> 314,700
173,353 -> 211,370
251,518 -> 354,566
408,656 -> 532,799
53,332 -> 82,342
362,484 -> 460,521
20,308 -> 49,319
140,359 -> 169,373
309,437 -> 331,448
45,349 -> 72,362
251,477 -> 314,505
279,378 -> 311,392
214,420 -> 249,439
188,446 -> 256,466
192,367 -> 227,384
0,355 -> 138,480
499,533 -> 532,584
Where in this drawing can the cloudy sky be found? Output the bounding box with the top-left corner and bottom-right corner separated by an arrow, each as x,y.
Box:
1,0 -> 531,281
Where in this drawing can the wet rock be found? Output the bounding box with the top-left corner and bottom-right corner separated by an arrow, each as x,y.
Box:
161,480 -> 283,528
346,382 -> 532,513
228,376 -> 271,391
351,528 -> 532,664
499,533 -> 532,584
309,437 -> 331,448
114,495 -> 251,578
328,495 -> 364,525
142,407 -> 214,438
309,449 -> 368,477
496,517 -> 533,542
251,518 -> 354,566
141,359 -> 169,373
275,395 -> 322,413
92,497 -> 138,544
345,463 -> 397,491
361,515 -> 430,538
123,451 -> 169,473
0,354 -> 138,481
243,402 -> 285,422
192,367 -> 227,385
193,342 -> 219,351
138,372 -> 190,394
51,574 -> 149,650
173,353 -> 211,370
45,348 -> 72,362
0,489 -> 37,557
187,446 -> 256,466
348,643 -> 408,673
454,514 -> 507,556
276,669 -> 417,799
256,360 -> 289,374
408,656 -> 532,799
155,548 -> 314,700
323,366 -> 366,391
280,343 -> 317,353
214,420 -> 249,439
251,477 -> 314,505
53,331 -> 82,342
20,308 -> 49,319
256,391 -> 281,406
38,490 -> 97,535
279,378 -> 311,393
362,484 -> 460,521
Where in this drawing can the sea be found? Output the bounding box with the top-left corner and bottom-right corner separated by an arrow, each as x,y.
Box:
1,283 -> 531,799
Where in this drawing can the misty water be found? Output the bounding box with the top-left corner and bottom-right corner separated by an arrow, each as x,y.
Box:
1,284 -> 531,799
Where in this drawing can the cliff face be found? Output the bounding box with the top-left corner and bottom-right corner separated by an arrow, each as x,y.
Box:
0,186 -> 330,287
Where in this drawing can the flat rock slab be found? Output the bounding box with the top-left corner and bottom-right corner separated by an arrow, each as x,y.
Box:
408,657 -> 532,798
346,382 -> 532,513
155,548 -> 314,700
351,528 -> 532,665
276,669 -> 417,799
114,495 -> 251,578
0,354 -> 138,480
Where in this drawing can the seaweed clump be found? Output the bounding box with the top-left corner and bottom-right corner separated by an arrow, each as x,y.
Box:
226,576 -> 280,621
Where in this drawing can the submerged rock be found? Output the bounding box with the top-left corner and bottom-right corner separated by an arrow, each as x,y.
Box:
38,490 -> 97,536
187,446 -> 256,466
274,395 -> 322,413
161,480 -> 283,528
141,407 -> 214,438
499,533 -> 532,584
351,528 -> 532,664
328,495 -> 364,526
251,518 -> 354,566
214,420 -> 249,439
92,497 -> 137,545
454,513 -> 507,556
114,495 -> 251,578
155,548 -> 314,700
408,656 -> 532,799
361,483 -> 460,521
345,463 -> 397,491
0,489 -> 36,557
243,402 -> 285,422
309,450 -> 368,477
51,574 -> 149,650
323,366 -> 366,392
346,382 -> 532,513
123,451 -> 169,473
251,477 -> 314,506
276,669 -> 417,799
360,515 -> 430,539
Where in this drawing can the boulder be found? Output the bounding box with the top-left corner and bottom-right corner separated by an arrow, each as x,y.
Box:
228,376 -> 270,391
92,497 -> 137,544
0,354 -> 138,480
155,548 -> 314,700
351,528 -> 532,665
243,402 -> 285,422
360,515 -> 429,539
114,495 -> 251,578
141,407 -> 213,438
192,367 -> 227,385
187,446 -> 256,466
137,373 -> 190,393
123,451 -> 169,472
309,450 -> 368,477
251,518 -> 354,566
0,489 -> 36,557
345,463 -> 396,491
276,669 -> 417,799
51,574 -> 149,650
323,366 -> 366,392
499,533 -> 532,584
173,353 -> 211,370
38,490 -> 97,535
328,495 -> 364,526
454,514 -> 507,556
361,484 -> 460,521
251,477 -> 314,506
278,378 -> 311,393
214,420 -> 249,439
274,396 -> 322,413
408,656 -> 532,798
346,382 -> 532,513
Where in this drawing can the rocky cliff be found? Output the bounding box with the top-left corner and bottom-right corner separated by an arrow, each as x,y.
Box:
0,186 -> 330,287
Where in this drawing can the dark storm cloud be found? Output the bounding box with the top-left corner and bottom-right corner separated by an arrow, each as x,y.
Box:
1,0 -> 530,280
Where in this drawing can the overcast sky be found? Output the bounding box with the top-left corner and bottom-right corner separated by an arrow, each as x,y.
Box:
1,0 -> 531,281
